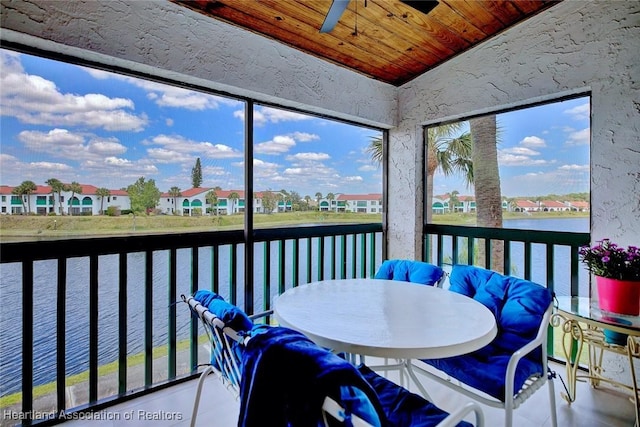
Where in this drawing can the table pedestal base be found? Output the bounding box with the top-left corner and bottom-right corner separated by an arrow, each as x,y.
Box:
367,359 -> 432,402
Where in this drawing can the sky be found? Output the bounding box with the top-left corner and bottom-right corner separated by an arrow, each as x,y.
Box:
433,96 -> 590,199
0,49 -> 382,198
1,49 -> 589,199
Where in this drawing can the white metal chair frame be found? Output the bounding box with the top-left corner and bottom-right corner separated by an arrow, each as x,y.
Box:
183,294 -> 252,426
322,397 -> 485,427
183,294 -> 375,427
412,303 -> 558,427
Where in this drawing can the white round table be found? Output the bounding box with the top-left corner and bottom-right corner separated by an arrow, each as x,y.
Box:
273,278 -> 497,359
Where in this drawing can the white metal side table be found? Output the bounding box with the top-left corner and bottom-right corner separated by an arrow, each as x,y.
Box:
552,296 -> 640,425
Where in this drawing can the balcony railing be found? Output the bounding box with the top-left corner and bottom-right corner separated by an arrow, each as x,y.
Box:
423,223 -> 590,356
0,222 -> 589,425
423,224 -> 590,295
0,223 -> 382,426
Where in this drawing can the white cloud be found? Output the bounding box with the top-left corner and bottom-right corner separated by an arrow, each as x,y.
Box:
285,152 -> 330,161
149,88 -> 221,110
291,132 -> 320,142
18,129 -> 128,161
202,166 -> 229,176
148,134 -> 243,160
498,152 -> 549,166
344,176 -> 364,182
565,128 -> 590,146
19,128 -> 84,148
558,164 -> 589,172
254,135 -> 296,154
1,52 -> 147,131
358,164 -> 377,172
235,106 -> 312,126
87,138 -> 128,156
520,136 -> 546,148
501,147 -> 541,156
283,167 -> 307,176
501,164 -> 589,197
84,157 -> 159,175
84,66 -> 240,111
253,158 -> 280,169
0,153 -> 76,186
564,102 -> 590,121
147,148 -> 194,164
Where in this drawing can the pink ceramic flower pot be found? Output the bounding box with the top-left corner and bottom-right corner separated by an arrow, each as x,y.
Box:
596,276 -> 640,316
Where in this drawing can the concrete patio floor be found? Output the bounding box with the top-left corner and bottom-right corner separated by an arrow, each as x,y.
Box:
61,359 -> 636,427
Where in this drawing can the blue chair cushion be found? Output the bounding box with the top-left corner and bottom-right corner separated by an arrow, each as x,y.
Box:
422,349 -> 544,402
238,326 -> 385,427
193,289 -> 253,332
374,259 -> 444,286
422,265 -> 552,401
192,290 -> 254,382
358,365 -> 472,427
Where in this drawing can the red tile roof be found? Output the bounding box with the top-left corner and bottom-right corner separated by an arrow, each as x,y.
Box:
514,200 -> 539,208
541,200 -> 567,208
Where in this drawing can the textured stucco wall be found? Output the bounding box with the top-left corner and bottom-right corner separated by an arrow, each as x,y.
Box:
387,0 -> 640,260
0,0 -> 397,128
388,0 -> 640,384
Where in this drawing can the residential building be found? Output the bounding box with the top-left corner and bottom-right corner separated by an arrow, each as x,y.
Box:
334,194 -> 382,213
0,184 -> 129,215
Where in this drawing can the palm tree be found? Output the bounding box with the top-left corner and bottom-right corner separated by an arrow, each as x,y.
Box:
46,178 -> 64,215
168,186 -> 182,215
315,192 -> 323,211
228,191 -> 239,215
366,136 -> 383,164
449,190 -> 460,213
206,189 -> 218,215
66,181 -> 83,215
326,192 -> 335,212
368,124 -> 473,220
96,187 -> 110,214
12,180 -> 37,214
426,126 -> 473,219
470,115 -> 503,272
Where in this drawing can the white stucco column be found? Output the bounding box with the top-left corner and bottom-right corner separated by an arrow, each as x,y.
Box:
386,123 -> 424,260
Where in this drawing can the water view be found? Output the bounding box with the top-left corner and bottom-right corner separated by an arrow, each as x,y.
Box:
0,217 -> 588,398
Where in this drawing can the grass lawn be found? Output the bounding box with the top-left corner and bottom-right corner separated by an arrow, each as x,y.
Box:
0,210 -> 588,241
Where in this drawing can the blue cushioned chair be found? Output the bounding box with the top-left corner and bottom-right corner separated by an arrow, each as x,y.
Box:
358,365 -> 484,427
412,265 -> 557,427
238,326 -> 385,427
239,325 -> 485,427
375,259 -> 446,287
182,291 -> 270,427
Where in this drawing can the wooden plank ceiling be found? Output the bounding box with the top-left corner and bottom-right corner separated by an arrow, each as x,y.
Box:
173,0 -> 560,86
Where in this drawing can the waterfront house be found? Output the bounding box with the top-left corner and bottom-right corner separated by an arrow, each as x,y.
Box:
567,201 -> 590,212
541,200 -> 570,212
513,200 -> 540,213
0,1 -> 638,426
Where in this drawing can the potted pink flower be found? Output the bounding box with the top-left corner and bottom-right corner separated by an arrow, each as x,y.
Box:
579,239 -> 640,315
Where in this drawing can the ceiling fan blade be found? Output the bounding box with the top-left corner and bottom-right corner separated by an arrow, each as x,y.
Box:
320,0 -> 350,33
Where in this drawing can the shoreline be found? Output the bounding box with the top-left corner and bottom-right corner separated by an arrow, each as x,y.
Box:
0,211 -> 589,242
